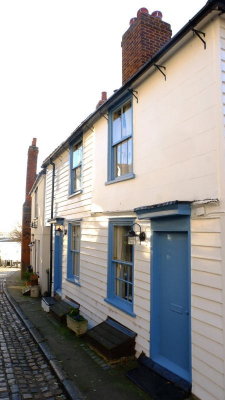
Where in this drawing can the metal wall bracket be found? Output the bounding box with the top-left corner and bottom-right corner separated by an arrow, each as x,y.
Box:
127,89 -> 138,103
85,124 -> 95,133
100,113 -> 109,121
192,28 -> 206,49
154,64 -> 166,81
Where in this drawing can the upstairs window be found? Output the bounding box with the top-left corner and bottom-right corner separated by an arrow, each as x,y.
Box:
108,99 -> 133,182
70,141 -> 82,194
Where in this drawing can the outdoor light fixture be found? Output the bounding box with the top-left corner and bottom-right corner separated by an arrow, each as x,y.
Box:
55,223 -> 64,233
28,241 -> 35,248
127,223 -> 146,245
48,217 -> 67,235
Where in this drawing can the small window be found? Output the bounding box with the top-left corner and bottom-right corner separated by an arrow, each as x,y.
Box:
106,219 -> 134,314
70,141 -> 82,194
108,99 -> 133,182
67,222 -> 81,284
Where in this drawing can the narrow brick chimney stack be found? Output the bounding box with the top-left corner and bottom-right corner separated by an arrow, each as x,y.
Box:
96,91 -> 107,109
121,7 -> 172,84
21,138 -> 39,277
25,138 -> 38,202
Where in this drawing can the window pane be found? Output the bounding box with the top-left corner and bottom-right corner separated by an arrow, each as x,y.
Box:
127,284 -> 133,303
122,101 -> 132,138
127,138 -> 132,173
74,166 -> 81,191
121,141 -> 128,176
113,226 -> 132,262
72,143 -> 82,168
114,143 -> 121,177
112,108 -> 121,144
114,138 -> 132,178
115,279 -> 133,302
115,279 -> 127,300
115,263 -> 132,282
72,252 -> 80,277
72,166 -> 81,192
71,225 -> 80,251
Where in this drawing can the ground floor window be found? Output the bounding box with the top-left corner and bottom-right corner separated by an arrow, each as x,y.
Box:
67,222 -> 81,284
106,218 -> 134,315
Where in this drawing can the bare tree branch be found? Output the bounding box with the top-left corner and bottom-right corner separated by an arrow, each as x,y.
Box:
9,224 -> 22,242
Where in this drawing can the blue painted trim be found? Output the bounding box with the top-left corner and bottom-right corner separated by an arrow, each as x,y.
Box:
135,202 -> 191,219
66,278 -> 81,287
68,189 -> 83,199
104,298 -> 136,317
69,146 -> 73,195
67,221 -> 81,283
105,173 -> 135,185
53,229 -> 63,293
69,138 -> 83,196
150,216 -> 192,383
107,95 -> 133,182
107,218 -> 135,315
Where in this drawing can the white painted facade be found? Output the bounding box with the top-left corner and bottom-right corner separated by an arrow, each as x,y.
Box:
38,9 -> 225,400
30,171 -> 50,295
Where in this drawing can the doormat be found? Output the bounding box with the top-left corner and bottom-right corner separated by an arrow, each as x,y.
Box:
126,364 -> 190,400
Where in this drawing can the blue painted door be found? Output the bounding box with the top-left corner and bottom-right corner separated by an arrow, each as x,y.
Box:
54,231 -> 63,294
151,218 -> 191,382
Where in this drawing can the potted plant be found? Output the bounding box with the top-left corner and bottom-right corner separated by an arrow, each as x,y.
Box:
29,273 -> 39,286
66,308 -> 88,336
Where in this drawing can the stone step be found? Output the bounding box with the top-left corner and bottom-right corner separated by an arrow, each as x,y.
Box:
86,317 -> 136,362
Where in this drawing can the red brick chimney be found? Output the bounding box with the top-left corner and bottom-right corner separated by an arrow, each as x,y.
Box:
21,138 -> 38,277
96,91 -> 107,109
121,7 -> 172,84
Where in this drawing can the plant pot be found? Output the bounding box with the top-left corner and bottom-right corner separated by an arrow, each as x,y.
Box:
30,285 -> 40,298
30,279 -> 38,286
66,314 -> 88,336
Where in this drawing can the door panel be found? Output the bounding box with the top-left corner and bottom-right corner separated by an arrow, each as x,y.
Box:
151,228 -> 191,382
54,232 -> 63,293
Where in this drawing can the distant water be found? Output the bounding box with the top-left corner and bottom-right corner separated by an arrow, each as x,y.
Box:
0,242 -> 21,262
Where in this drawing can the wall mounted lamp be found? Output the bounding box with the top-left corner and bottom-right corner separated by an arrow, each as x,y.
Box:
48,217 -> 67,236
55,223 -> 67,236
127,223 -> 146,245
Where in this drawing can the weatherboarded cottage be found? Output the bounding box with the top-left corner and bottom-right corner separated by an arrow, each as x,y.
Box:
31,1 -> 225,399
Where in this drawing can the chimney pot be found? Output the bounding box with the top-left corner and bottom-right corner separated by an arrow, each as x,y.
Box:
101,91 -> 107,101
137,8 -> 149,17
96,91 -> 108,109
32,138 -> 37,147
130,17 -> 137,25
151,10 -> 163,19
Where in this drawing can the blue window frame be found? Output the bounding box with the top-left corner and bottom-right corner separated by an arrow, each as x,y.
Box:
106,218 -> 135,316
108,98 -> 134,183
67,222 -> 81,284
70,141 -> 82,195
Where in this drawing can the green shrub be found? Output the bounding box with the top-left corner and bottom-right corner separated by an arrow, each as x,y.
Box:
68,307 -> 79,317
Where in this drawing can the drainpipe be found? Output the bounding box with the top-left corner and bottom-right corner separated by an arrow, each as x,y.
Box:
49,159 -> 55,296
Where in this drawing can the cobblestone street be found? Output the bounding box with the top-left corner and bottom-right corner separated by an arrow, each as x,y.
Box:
0,270 -> 68,400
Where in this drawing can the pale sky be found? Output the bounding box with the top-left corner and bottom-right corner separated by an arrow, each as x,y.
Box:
0,0 -> 206,232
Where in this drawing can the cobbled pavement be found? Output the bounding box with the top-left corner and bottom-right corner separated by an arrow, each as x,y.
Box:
0,271 -> 68,400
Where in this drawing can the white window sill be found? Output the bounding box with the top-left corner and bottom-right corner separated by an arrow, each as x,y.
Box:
68,189 -> 83,199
